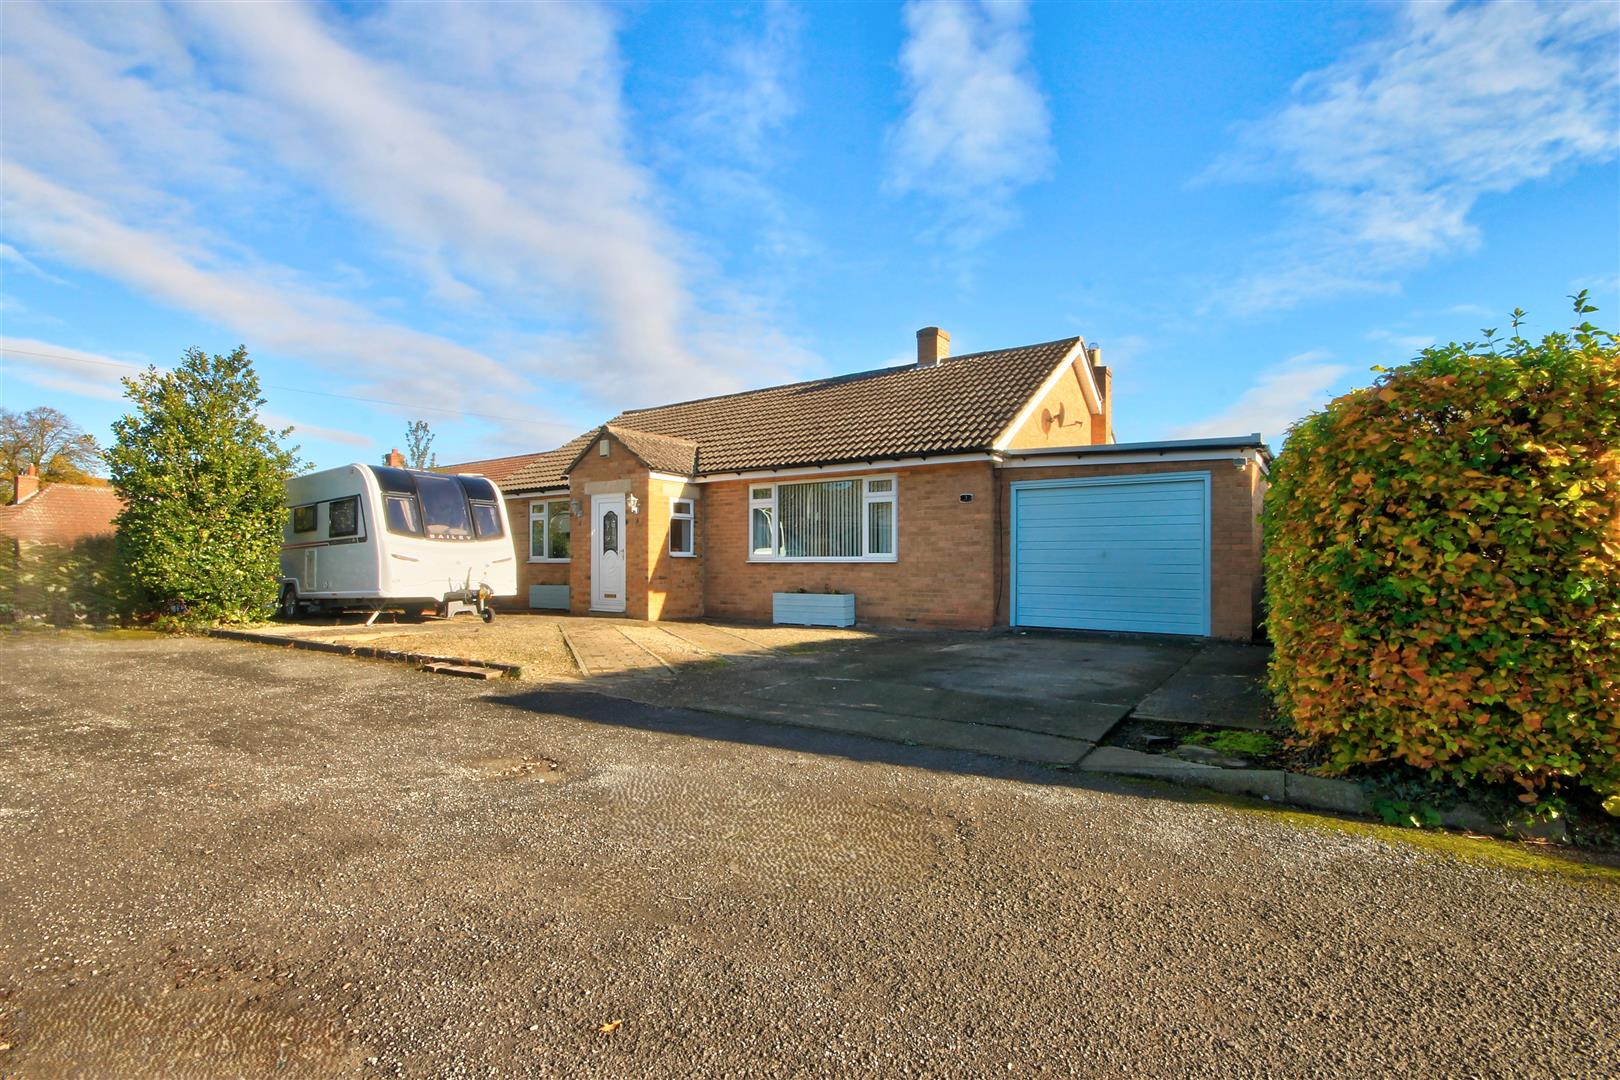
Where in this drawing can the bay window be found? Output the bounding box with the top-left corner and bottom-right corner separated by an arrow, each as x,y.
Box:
748,475 -> 896,562
529,499 -> 572,561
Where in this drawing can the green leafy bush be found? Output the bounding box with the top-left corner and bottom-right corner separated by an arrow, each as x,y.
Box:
1265,296 -> 1620,799
107,346 -> 301,624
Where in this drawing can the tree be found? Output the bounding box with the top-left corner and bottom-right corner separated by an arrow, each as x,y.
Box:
0,406 -> 101,502
404,419 -> 437,470
107,346 -> 301,623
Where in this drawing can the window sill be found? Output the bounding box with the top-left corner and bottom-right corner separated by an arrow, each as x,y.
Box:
669,551 -> 697,558
748,556 -> 896,564
528,557 -> 571,564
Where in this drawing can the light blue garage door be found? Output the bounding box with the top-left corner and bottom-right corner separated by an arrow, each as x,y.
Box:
1011,473 -> 1210,636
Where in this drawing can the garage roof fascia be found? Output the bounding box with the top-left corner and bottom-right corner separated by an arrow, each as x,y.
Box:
1006,433 -> 1270,458
1000,433 -> 1272,474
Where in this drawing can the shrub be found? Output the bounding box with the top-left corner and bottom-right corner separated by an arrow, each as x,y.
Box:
1264,296 -> 1620,799
0,535 -> 124,625
107,346 -> 301,624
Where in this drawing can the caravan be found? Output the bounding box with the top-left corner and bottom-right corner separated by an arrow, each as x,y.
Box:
278,463 -> 518,621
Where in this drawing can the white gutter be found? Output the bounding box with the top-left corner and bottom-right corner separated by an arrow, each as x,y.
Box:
692,452 -> 999,484
998,447 -> 1268,472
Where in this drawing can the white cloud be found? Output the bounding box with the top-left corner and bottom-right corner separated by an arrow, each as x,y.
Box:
685,1 -> 802,169
1206,0 -> 1620,313
259,412 -> 373,451
0,337 -> 145,401
0,336 -> 368,448
886,0 -> 1053,248
1172,351 -> 1350,443
0,243 -> 67,284
0,0 -> 819,449
180,0 -> 813,404
1,167 -> 529,410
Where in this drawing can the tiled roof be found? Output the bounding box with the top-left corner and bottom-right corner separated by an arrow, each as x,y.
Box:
559,425 -> 700,477
439,452 -> 545,486
609,337 -> 1080,475
445,336 -> 1083,489
0,483 -> 122,546
487,432 -> 597,493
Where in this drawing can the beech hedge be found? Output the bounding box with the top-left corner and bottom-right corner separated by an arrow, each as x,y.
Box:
1264,298 -> 1620,798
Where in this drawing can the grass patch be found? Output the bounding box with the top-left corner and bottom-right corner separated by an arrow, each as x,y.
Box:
1183,730 -> 1279,758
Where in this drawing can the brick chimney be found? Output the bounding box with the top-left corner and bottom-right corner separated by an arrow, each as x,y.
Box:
385,448 -> 406,468
1086,344 -> 1113,445
12,464 -> 40,504
917,326 -> 950,367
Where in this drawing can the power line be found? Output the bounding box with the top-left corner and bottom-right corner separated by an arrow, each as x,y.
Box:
0,344 -> 538,426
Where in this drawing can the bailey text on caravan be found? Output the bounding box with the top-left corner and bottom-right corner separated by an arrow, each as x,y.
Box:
278,464 -> 518,621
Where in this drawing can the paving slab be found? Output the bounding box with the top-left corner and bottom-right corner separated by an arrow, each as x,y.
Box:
1132,642 -> 1274,729
558,623 -> 670,678
654,621 -> 778,660
743,675 -> 1125,742
698,698 -> 1092,766
874,635 -> 1197,707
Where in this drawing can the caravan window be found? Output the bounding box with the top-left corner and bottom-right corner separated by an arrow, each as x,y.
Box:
291,505 -> 317,533
329,496 -> 361,538
417,474 -> 473,539
384,494 -> 422,536
471,502 -> 503,539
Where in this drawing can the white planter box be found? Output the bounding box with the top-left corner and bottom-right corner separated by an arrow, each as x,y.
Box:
772,592 -> 855,628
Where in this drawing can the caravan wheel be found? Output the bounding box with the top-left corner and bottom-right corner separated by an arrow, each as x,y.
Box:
279,584 -> 302,620
480,607 -> 495,623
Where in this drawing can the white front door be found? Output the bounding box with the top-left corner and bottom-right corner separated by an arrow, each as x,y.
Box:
591,494 -> 627,613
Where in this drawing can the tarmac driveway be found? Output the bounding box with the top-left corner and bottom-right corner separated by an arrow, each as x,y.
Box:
591,629 -> 1273,766
3,632 -> 1616,1078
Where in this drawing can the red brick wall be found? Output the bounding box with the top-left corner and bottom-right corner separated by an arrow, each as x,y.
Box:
994,458 -> 1264,640
565,436 -> 651,618
1002,362 -> 1094,448
701,461 -> 999,629
497,494 -> 570,609
647,476 -> 703,619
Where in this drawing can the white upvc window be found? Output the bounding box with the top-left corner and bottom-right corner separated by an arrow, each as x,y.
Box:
669,498 -> 696,557
748,474 -> 897,562
528,498 -> 572,561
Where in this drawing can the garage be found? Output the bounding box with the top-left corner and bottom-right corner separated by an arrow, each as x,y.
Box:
1010,472 -> 1211,636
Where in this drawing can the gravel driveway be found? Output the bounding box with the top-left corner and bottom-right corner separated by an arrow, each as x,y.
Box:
2,632 -> 1617,1078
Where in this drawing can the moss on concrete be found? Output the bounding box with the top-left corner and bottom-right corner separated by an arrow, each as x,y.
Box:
1245,803 -> 1620,886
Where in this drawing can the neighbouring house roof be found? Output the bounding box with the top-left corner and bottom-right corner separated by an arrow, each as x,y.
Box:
438,451 -> 549,486
0,483 -> 122,546
481,432 -> 597,494
445,336 -> 1088,491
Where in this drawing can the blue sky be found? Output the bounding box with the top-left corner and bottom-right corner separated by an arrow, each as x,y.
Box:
2,0 -> 1616,471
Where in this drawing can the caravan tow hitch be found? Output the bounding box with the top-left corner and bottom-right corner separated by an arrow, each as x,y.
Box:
443,583 -> 496,622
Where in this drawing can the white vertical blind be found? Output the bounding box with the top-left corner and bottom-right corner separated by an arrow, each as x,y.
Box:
778,479 -> 859,557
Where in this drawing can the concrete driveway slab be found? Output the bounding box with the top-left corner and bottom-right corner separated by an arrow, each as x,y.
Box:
1133,642 -> 1274,729
700,696 -> 1093,766
742,675 -> 1124,742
